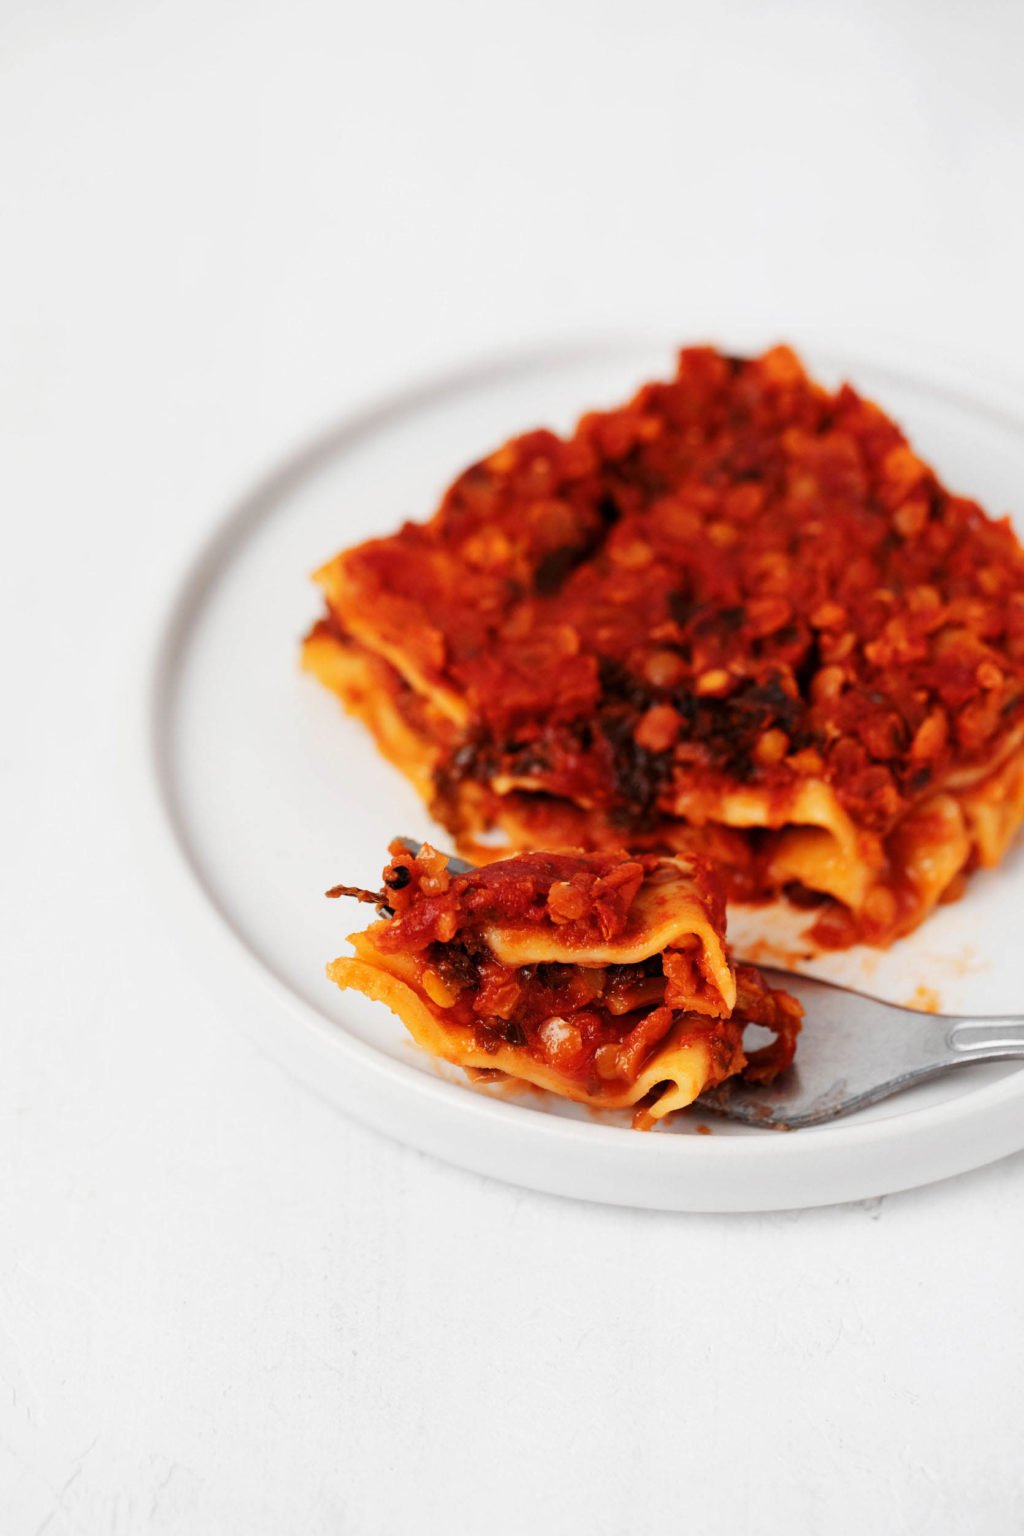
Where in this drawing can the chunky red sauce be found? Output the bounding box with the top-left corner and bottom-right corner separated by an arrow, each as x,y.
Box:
420,943 -> 798,1093
353,842 -> 800,1094
377,842 -> 725,953
327,346 -> 1024,837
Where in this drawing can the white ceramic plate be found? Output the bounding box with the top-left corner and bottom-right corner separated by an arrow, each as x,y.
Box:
143,339 -> 1024,1211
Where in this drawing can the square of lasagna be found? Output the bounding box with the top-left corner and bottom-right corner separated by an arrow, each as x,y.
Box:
304,346 -> 1024,947
328,842 -> 801,1126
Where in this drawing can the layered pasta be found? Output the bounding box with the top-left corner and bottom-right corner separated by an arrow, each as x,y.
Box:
304,346 -> 1024,947
328,842 -> 801,1126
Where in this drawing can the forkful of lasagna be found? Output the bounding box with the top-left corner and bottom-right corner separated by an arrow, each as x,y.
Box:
326,838 -> 802,1129
326,839 -> 1024,1130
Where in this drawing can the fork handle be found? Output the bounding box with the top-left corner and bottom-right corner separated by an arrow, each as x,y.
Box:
945,1017 -> 1024,1061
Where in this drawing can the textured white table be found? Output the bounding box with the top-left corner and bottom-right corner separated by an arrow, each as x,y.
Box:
3,2 -> 1024,1530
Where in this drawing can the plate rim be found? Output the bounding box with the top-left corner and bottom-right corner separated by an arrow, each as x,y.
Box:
136,334 -> 1024,1211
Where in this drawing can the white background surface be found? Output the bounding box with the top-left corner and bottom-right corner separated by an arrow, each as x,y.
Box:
3,1 -> 1024,1531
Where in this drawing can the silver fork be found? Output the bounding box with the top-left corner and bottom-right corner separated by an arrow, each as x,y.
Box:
700,968 -> 1024,1129
394,840 -> 1024,1129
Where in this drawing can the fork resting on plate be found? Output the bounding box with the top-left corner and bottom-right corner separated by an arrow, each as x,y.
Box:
699,968 -> 1024,1129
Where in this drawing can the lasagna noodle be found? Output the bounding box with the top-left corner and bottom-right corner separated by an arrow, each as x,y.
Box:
330,938 -> 734,1122
303,346 -> 1024,949
313,557 -> 470,727
326,844 -> 802,1125
303,624 -> 1024,943
480,860 -> 736,1013
302,622 -> 449,801
960,746 -> 1024,866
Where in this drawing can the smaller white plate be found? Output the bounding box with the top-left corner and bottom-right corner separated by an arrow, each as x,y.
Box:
141,338 -> 1024,1211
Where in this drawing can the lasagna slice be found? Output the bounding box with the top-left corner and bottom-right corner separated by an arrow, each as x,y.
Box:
304,345 -> 1024,948
327,841 -> 801,1127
